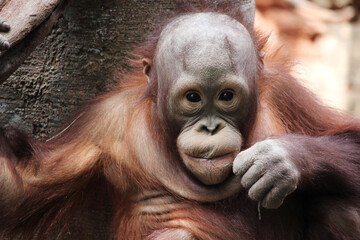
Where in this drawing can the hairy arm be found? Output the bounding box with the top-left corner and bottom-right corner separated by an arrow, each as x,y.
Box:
234,132 -> 360,205
0,121 -> 104,237
283,132 -> 360,239
0,88 -> 136,237
0,128 -> 23,211
284,131 -> 360,195
234,68 -> 360,238
234,131 -> 360,238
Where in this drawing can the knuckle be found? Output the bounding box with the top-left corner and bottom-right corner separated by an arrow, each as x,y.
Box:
277,180 -> 298,197
283,169 -> 300,187
278,160 -> 297,175
238,146 -> 256,158
241,177 -> 251,189
288,179 -> 298,192
233,159 -> 248,176
290,172 -> 300,183
279,166 -> 291,177
256,140 -> 273,154
278,176 -> 297,190
241,173 -> 259,189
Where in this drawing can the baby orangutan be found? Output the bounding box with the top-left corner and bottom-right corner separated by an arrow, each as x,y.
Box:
1,1 -> 360,239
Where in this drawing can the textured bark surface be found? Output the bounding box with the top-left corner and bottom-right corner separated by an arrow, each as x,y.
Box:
0,0 -> 176,138
0,0 -> 177,238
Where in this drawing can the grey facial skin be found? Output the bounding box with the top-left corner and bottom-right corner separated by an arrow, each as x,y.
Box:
146,12 -> 258,193
147,12 -> 300,208
154,12 -> 257,128
0,17 -> 10,51
154,12 -> 256,104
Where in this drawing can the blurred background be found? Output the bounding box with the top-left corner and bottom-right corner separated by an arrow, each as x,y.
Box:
256,0 -> 360,116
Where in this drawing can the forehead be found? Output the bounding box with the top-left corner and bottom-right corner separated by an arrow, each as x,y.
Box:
155,12 -> 256,78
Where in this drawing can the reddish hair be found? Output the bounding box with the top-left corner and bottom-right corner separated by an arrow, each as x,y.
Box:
1,1 -> 360,240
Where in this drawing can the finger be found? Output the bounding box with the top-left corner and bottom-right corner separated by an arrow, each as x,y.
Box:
0,35 -> 10,51
261,180 -> 297,209
0,18 -> 10,32
240,161 -> 267,189
248,172 -> 275,202
233,140 -> 274,177
233,148 -> 259,177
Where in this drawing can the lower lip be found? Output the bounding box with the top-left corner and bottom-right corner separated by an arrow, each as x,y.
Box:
187,152 -> 234,162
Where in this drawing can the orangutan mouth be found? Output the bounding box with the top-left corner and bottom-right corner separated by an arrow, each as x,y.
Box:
186,152 -> 234,162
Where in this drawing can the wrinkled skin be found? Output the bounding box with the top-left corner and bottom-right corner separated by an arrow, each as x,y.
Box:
0,17 -> 10,51
146,13 -> 254,190
233,139 -> 299,209
143,13 -> 299,208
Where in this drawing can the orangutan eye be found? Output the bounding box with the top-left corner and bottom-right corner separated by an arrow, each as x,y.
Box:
186,92 -> 202,103
219,91 -> 234,102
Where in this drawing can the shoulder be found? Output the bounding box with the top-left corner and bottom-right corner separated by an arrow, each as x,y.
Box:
87,84 -> 148,137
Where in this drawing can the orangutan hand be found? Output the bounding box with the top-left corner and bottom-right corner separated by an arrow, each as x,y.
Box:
233,139 -> 299,209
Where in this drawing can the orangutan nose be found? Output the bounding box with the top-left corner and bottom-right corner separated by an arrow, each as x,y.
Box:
197,117 -> 225,135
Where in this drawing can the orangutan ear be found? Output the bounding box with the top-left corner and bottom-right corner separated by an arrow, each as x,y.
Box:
142,58 -> 152,83
237,0 -> 255,29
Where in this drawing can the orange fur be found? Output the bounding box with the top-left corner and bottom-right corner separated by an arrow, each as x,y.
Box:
1,1 -> 360,239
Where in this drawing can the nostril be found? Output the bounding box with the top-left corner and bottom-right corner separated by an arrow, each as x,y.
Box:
200,125 -> 209,132
200,124 -> 222,135
210,124 -> 222,135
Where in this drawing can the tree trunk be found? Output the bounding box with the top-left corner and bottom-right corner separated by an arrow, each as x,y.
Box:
0,0 -> 177,238
0,0 -> 177,137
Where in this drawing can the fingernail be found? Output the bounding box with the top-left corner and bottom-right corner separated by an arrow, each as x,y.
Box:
3,22 -> 10,31
3,41 -> 10,50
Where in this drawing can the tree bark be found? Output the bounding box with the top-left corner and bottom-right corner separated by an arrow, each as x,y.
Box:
0,0 -> 177,238
0,0 -> 176,138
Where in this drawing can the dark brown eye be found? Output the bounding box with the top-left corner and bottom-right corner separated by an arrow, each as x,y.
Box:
219,91 -> 234,101
186,92 -> 201,102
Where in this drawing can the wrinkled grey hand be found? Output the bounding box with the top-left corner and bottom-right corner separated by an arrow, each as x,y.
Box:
0,17 -> 10,51
233,139 -> 300,209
